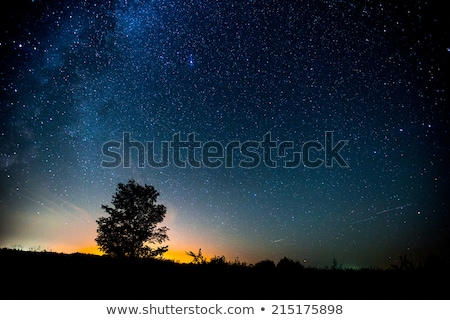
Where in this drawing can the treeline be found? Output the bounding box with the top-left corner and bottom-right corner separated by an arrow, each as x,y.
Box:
185,248 -> 449,272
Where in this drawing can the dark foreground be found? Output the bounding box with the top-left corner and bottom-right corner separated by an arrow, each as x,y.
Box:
1,249 -> 448,300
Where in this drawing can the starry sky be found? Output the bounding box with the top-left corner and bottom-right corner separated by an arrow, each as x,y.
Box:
1,0 -> 449,268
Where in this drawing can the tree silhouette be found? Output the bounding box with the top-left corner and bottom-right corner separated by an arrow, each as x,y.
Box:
186,248 -> 207,264
95,180 -> 169,258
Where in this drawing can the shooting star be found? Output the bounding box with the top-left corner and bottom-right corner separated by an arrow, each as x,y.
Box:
271,239 -> 284,243
350,204 -> 412,225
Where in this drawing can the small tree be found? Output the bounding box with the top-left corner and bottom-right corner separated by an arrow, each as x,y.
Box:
186,248 -> 207,264
95,180 -> 169,258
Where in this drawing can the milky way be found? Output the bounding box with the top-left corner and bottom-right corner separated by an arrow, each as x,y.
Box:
1,0 -> 449,267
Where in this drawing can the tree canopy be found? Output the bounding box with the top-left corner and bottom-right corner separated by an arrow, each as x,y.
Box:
95,180 -> 169,258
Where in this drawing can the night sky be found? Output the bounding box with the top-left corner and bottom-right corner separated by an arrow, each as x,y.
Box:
1,0 -> 449,268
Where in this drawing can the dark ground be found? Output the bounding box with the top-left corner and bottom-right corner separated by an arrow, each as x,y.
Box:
1,248 -> 448,300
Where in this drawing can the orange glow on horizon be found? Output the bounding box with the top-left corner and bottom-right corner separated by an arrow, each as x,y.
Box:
73,245 -> 213,263
164,248 -> 214,263
72,246 -> 195,263
77,246 -> 103,255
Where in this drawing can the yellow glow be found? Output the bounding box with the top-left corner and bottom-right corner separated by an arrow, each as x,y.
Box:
164,248 -> 215,263
77,246 -> 102,255
61,242 -> 216,263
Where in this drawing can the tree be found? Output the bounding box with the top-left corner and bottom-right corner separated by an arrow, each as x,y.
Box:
186,248 -> 207,264
95,180 -> 169,258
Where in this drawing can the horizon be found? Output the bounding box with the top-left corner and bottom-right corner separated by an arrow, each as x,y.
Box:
0,245 -> 433,271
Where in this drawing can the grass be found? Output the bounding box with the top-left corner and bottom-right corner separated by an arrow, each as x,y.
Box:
1,248 -> 448,300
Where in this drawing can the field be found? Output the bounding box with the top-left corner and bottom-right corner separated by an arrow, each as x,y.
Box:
1,248 -> 448,300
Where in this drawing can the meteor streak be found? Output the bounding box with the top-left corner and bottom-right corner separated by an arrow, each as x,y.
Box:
350,204 -> 412,225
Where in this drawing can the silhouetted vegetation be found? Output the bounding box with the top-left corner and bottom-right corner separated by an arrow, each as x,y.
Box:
186,248 -> 207,264
1,247 -> 449,299
95,180 -> 169,258
277,257 -> 304,272
254,259 -> 276,271
209,255 -> 228,266
390,255 -> 415,271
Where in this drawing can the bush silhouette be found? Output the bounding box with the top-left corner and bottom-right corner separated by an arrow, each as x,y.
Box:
254,259 -> 276,271
391,255 -> 415,271
95,180 -> 169,258
276,257 -> 304,271
209,255 -> 228,267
